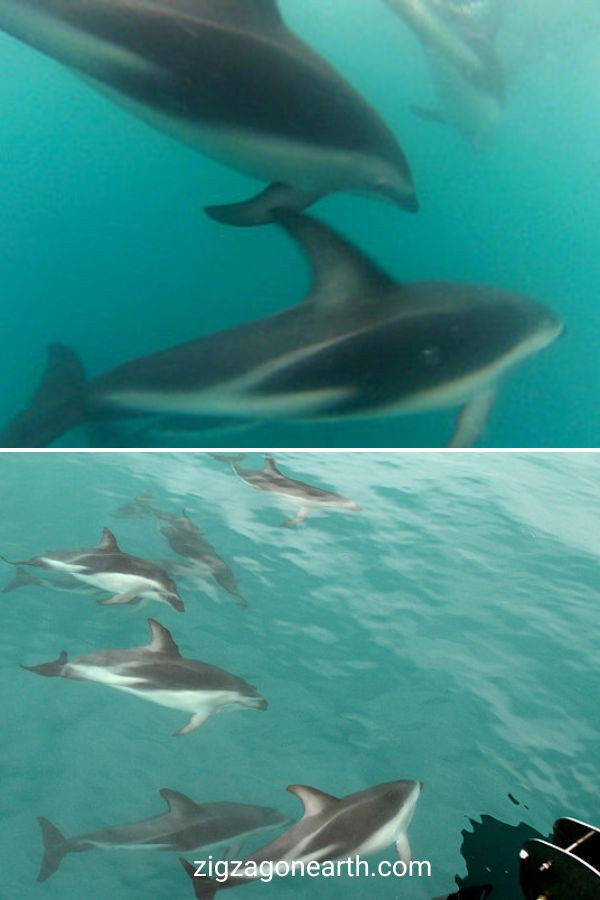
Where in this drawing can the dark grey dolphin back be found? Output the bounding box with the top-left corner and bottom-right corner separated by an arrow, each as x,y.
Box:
161,0 -> 286,36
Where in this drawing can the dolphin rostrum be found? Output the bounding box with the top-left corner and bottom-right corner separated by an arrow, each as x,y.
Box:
0,0 -> 417,224
36,788 -> 289,881
0,211 -> 563,448
22,618 -> 267,735
386,0 -> 506,148
1,527 -> 184,611
180,779 -> 423,898
213,454 -> 361,528
115,493 -> 246,608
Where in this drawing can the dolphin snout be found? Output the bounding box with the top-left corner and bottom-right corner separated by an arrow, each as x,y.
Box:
165,593 -> 185,612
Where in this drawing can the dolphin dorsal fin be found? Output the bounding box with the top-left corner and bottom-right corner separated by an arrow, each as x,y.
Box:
99,528 -> 120,552
287,785 -> 339,817
147,619 -> 181,656
274,211 -> 395,309
264,454 -> 282,475
186,0 -> 285,36
160,789 -> 200,817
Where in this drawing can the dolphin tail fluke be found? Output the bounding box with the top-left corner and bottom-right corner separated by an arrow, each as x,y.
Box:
0,345 -> 86,448
36,817 -> 70,881
205,182 -> 322,227
1,566 -> 39,593
180,857 -> 218,899
21,651 -> 68,678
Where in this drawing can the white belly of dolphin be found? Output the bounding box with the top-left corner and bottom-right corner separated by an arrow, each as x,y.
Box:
68,664 -> 243,711
73,571 -> 161,598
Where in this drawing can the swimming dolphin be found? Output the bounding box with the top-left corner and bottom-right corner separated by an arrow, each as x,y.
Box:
0,0 -> 417,224
0,211 -> 563,449
22,618 -> 267,735
116,493 -> 245,608
180,779 -> 423,898
2,528 -> 184,611
213,454 -> 361,528
386,0 -> 505,148
36,788 -> 288,881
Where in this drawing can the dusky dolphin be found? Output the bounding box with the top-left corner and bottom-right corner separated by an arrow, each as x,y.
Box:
0,211 -> 563,449
1,527 -> 184,611
116,493 -> 245,608
22,617 -> 267,735
36,788 -> 288,881
180,779 -> 423,898
386,0 -> 506,148
0,0 -> 417,224
213,454 -> 361,528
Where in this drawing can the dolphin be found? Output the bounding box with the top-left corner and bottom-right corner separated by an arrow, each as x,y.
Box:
213,454 -> 361,528
180,779 -> 422,898
36,788 -> 289,881
1,527 -> 184,611
0,0 -> 417,224
0,211 -> 563,449
386,0 -> 506,148
157,511 -> 246,609
116,493 -> 245,608
22,618 -> 267,735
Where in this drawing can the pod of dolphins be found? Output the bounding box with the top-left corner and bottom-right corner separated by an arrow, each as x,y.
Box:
3,455 -> 498,897
0,0 -> 564,448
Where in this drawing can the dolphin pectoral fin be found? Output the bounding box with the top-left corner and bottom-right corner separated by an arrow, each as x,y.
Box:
280,506 -> 311,529
174,710 -> 211,736
205,183 -> 322,227
447,388 -> 497,448
0,344 -> 87,448
97,591 -> 140,606
395,832 -> 412,866
410,104 -> 446,125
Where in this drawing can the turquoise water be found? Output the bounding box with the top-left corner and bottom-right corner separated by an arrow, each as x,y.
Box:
1,450 -> 598,898
1,2 -> 600,447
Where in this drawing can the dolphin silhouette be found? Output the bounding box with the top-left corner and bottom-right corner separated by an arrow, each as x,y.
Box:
0,211 -> 563,448
22,618 -> 267,735
115,493 -> 245,608
386,0 -> 506,148
180,779 -> 422,897
213,454 -> 361,528
0,0 -> 417,223
36,788 -> 288,881
1,527 -> 184,610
